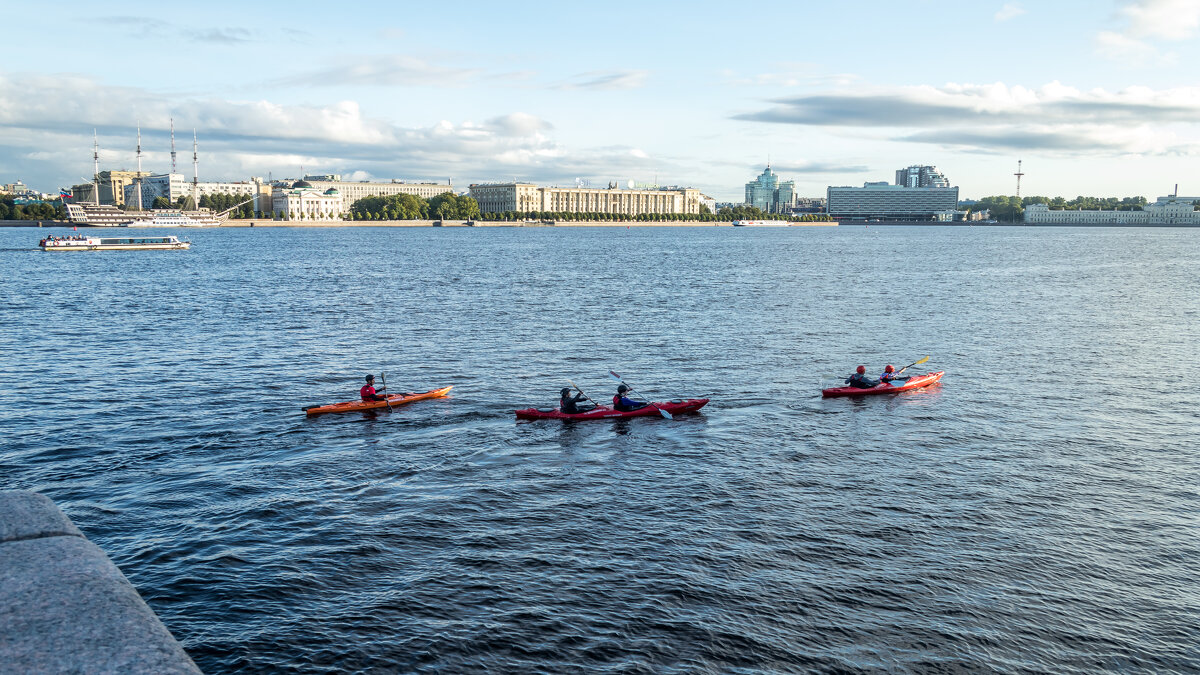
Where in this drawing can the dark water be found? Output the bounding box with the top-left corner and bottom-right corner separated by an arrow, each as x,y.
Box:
2,225 -> 1198,673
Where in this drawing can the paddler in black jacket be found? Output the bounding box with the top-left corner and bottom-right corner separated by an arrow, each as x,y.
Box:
560,387 -> 590,414
845,365 -> 879,389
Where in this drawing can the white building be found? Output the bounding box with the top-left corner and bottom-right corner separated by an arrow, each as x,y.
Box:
468,182 -> 703,215
271,181 -> 343,221
895,165 -> 950,188
299,178 -> 453,204
1024,197 -> 1200,225
827,183 -> 960,220
124,173 -> 260,208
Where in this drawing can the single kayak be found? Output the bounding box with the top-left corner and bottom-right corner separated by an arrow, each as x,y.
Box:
304,386 -> 453,416
822,371 -> 944,398
515,398 -> 709,420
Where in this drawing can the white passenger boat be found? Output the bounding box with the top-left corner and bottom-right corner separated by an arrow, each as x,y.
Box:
732,220 -> 792,227
40,235 -> 190,251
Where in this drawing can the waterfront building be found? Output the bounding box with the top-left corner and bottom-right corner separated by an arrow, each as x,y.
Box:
1,180 -> 28,195
744,166 -> 796,214
300,178 -> 454,204
69,170 -> 151,206
826,182 -> 960,220
271,180 -> 343,221
895,165 -> 950,188
468,183 -> 703,216
123,174 -> 260,208
1024,197 -> 1200,225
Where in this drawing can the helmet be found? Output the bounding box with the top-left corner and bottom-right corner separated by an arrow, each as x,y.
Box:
617,384 -> 629,393
884,365 -> 895,373
365,374 -> 374,382
560,388 -> 571,397
856,365 -> 866,374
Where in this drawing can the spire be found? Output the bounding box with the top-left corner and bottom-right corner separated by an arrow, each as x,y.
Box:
191,129 -> 199,211
170,117 -> 177,175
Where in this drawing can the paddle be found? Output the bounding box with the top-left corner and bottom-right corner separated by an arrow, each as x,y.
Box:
380,372 -> 393,410
567,379 -> 600,409
896,356 -> 930,375
608,370 -> 672,419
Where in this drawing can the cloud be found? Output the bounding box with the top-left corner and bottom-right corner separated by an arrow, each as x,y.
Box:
733,81 -> 1200,156
191,28 -> 253,44
770,161 -> 870,174
994,3 -> 1026,21
0,73 -> 669,191
272,56 -> 481,87
91,16 -> 259,45
555,70 -> 648,90
1095,0 -> 1200,63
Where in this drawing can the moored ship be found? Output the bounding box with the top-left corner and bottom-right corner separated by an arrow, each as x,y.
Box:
40,235 -> 190,251
732,219 -> 792,227
65,203 -> 224,227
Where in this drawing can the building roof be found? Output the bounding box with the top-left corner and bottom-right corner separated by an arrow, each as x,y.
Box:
291,180 -> 313,189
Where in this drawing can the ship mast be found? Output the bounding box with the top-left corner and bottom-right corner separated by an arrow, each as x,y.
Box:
92,129 -> 100,205
191,130 -> 199,211
135,123 -> 143,211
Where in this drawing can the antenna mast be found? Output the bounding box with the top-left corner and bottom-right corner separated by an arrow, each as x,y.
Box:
92,129 -> 100,205
170,118 -> 177,175
1014,159 -> 1024,199
135,124 -> 143,211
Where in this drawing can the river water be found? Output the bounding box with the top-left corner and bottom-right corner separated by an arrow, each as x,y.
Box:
1,225 -> 1197,673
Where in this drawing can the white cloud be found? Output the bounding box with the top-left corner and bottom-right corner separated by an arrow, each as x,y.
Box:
1096,0 -> 1200,63
994,3 -> 1026,21
734,81 -> 1200,156
554,70 -> 648,90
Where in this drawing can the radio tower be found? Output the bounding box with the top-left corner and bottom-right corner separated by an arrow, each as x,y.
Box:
170,118 -> 177,174
135,124 -> 143,211
1014,159 -> 1025,199
191,130 -> 199,211
92,129 -> 100,205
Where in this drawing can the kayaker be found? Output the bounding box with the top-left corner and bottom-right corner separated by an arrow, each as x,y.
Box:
613,384 -> 647,412
360,374 -> 388,401
879,365 -> 908,383
560,387 -> 590,414
845,365 -> 879,389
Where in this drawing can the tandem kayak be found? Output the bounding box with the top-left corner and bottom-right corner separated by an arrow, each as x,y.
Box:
304,386 -> 453,416
515,398 -> 709,420
821,371 -> 944,398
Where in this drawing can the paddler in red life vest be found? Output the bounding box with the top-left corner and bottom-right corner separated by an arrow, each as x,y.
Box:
612,384 -> 648,412
879,364 -> 908,383
360,374 -> 387,401
845,365 -> 879,389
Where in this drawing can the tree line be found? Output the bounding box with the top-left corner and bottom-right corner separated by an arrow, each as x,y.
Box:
0,196 -> 63,220
968,195 -> 1157,221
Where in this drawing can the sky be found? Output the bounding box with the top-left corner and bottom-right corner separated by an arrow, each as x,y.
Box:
2,0 -> 1200,202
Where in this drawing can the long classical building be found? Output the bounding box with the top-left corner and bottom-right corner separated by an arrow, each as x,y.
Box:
123,174 -> 265,209
1024,197 -> 1200,225
826,182 -> 960,220
468,182 -> 703,216
269,177 -> 455,220
298,177 -> 453,203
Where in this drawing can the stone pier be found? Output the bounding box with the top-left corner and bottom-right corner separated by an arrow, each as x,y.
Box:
0,491 -> 201,673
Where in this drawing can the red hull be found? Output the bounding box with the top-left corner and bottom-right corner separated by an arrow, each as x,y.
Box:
515,398 -> 709,420
822,371 -> 944,398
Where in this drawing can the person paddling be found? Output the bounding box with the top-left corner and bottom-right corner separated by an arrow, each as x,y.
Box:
360,374 -> 388,401
879,364 -> 908,383
559,387 -> 590,414
613,384 -> 648,411
845,365 -> 879,389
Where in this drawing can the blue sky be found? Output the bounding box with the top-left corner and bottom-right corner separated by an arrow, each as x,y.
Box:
3,0 -> 1200,201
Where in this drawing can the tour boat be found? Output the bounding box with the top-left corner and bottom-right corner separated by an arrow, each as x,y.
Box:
40,235 -> 190,251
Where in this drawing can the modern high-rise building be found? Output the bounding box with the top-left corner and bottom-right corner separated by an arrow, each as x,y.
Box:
744,166 -> 796,213
826,182 -> 959,221
895,165 -> 950,188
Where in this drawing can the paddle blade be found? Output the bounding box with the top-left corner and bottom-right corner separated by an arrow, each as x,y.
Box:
914,356 -> 930,366
608,370 -> 623,383
658,407 -> 673,420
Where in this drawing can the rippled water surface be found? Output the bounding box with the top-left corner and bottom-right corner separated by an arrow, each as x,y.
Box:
2,225 -> 1198,673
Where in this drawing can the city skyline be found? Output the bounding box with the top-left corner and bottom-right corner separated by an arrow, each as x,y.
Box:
3,1 -> 1200,202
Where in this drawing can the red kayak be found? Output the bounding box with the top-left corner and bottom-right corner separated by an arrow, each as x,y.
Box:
822,371 -> 944,398
515,398 -> 709,420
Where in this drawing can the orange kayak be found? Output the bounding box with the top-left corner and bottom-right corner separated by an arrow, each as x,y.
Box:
303,386 -> 453,416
